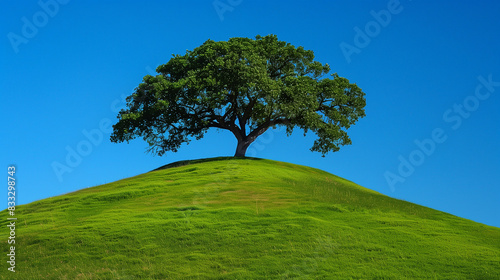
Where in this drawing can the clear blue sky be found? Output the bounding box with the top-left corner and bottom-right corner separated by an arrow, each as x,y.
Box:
2,0 -> 499,227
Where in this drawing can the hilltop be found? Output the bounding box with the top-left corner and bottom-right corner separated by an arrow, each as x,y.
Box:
1,157 -> 499,279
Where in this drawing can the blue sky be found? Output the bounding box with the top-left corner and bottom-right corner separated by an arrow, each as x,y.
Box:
2,0 -> 499,227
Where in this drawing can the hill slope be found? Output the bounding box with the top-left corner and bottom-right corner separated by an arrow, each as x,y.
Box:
1,157 -> 499,279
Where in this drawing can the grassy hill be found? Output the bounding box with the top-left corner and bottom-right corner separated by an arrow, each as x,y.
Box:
1,157 -> 499,279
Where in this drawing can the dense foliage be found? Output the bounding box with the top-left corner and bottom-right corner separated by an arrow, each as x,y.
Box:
111,35 -> 366,156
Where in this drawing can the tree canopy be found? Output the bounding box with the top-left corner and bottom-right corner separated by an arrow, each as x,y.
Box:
110,35 -> 366,157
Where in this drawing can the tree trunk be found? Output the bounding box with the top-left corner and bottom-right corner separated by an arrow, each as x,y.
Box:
233,126 -> 271,157
234,139 -> 252,157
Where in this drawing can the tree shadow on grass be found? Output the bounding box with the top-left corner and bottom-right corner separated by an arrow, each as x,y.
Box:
150,156 -> 263,172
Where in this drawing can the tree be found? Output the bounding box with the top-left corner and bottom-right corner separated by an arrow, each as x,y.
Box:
110,35 -> 366,157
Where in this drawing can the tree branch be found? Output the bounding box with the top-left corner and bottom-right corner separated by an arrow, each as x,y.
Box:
238,96 -> 257,136
208,113 -> 244,142
247,118 -> 290,140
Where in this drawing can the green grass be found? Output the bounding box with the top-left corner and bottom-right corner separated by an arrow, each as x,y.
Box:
1,157 -> 499,279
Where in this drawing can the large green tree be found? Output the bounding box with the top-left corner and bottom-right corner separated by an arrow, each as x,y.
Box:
110,35 -> 366,157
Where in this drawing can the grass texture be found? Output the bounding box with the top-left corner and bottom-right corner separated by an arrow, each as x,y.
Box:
1,157 -> 499,279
